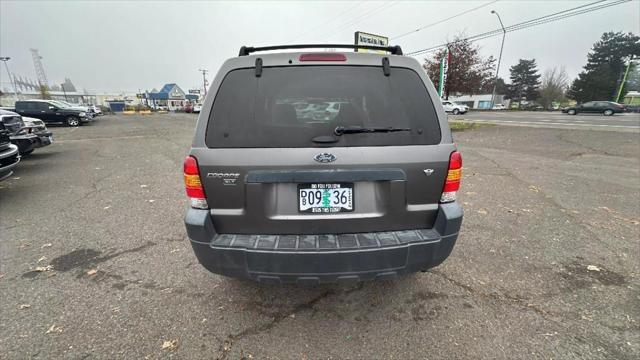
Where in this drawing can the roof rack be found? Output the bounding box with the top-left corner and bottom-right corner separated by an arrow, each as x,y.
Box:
238,44 -> 403,57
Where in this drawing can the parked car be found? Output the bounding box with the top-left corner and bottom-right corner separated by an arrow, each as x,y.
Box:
623,104 -> 640,113
183,44 -> 463,283
492,104 -> 506,110
0,109 -> 51,155
441,101 -> 468,115
14,100 -> 90,126
562,101 -> 625,116
0,121 -> 20,181
53,100 -> 95,118
193,103 -> 203,113
87,104 -> 103,116
21,116 -> 54,154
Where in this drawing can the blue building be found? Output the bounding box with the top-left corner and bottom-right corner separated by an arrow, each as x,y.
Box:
144,83 -> 187,110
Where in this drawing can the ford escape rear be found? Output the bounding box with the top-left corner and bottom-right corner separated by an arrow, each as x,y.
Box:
184,44 -> 463,283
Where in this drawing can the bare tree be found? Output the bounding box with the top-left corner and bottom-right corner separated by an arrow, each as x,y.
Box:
538,66 -> 569,110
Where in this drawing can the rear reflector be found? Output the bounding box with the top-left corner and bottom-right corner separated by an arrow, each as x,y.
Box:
299,53 -> 347,62
441,151 -> 462,203
183,156 -> 208,209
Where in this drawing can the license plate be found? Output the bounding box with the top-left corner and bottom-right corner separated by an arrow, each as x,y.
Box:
298,183 -> 354,213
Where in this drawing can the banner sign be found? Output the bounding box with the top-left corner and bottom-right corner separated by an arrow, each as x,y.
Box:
354,31 -> 389,53
438,48 -> 451,98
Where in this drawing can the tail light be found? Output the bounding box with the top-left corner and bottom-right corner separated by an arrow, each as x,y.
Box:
440,151 -> 462,203
183,156 -> 208,209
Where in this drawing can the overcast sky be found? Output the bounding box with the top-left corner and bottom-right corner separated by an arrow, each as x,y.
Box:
1,0 -> 638,94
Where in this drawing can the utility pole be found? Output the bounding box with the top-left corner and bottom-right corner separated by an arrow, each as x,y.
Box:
490,10 -> 506,109
0,57 -> 19,103
198,69 -> 209,96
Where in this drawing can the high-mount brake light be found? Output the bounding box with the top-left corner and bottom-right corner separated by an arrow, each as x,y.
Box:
299,53 -> 347,62
440,151 -> 462,203
183,156 -> 208,209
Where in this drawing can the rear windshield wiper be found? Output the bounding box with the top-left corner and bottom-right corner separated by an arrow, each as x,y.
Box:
334,125 -> 411,136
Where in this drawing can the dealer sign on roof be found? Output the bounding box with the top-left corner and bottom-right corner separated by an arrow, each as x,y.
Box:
354,31 -> 389,53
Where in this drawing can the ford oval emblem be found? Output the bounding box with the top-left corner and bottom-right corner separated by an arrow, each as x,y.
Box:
314,153 -> 336,163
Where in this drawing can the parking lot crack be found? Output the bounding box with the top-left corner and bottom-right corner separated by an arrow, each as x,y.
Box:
216,289 -> 333,359
431,270 -> 551,318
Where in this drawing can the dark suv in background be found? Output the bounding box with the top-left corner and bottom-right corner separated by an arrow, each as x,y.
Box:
183,44 -> 464,283
15,100 -> 90,126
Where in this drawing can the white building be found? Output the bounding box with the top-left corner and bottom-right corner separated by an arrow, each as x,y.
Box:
445,94 -> 509,109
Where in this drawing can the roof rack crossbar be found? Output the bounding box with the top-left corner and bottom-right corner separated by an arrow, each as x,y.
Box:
238,44 -> 403,56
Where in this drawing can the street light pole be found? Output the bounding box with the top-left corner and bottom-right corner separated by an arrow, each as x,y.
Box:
0,56 -> 19,103
490,10 -> 506,109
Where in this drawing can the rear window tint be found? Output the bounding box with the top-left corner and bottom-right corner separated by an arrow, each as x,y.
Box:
205,66 -> 441,148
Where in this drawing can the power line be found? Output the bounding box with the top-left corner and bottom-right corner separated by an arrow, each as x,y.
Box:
290,1 -> 365,42
390,0 -> 499,40
406,0 -> 628,56
314,0 -> 400,41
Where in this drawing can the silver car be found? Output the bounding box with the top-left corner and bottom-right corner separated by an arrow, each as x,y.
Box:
184,44 -> 463,283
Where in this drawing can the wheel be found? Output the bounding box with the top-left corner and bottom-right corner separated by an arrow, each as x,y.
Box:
66,116 -> 80,126
568,109 -> 576,115
452,108 -> 460,115
603,109 -> 614,116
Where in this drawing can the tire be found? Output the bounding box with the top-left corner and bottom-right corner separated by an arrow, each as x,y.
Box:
66,116 -> 80,126
568,109 -> 576,115
603,109 -> 614,116
452,108 -> 460,115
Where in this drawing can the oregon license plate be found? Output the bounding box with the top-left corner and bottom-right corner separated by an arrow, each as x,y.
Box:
298,183 -> 354,213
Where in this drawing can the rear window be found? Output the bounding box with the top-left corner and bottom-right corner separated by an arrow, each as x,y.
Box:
205,66 -> 441,148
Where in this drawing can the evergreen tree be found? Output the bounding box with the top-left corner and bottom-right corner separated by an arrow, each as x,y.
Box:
567,32 -> 640,102
508,59 -> 541,101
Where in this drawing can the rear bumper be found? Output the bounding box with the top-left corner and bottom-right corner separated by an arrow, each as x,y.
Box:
10,134 -> 40,154
185,202 -> 463,283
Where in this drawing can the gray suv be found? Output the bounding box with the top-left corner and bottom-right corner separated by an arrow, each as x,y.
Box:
184,44 -> 463,283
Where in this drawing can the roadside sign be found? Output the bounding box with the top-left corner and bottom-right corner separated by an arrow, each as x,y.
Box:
354,31 -> 389,53
438,48 -> 451,98
189,89 -> 201,94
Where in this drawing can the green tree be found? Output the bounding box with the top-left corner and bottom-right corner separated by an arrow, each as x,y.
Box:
494,77 -> 509,96
537,66 -> 569,110
567,32 -> 640,102
507,59 -> 541,101
423,35 -> 495,98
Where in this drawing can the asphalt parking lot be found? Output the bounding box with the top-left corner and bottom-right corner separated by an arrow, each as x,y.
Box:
1,113 -> 638,359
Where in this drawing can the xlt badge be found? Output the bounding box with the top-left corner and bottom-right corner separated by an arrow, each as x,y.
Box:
207,172 -> 240,185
